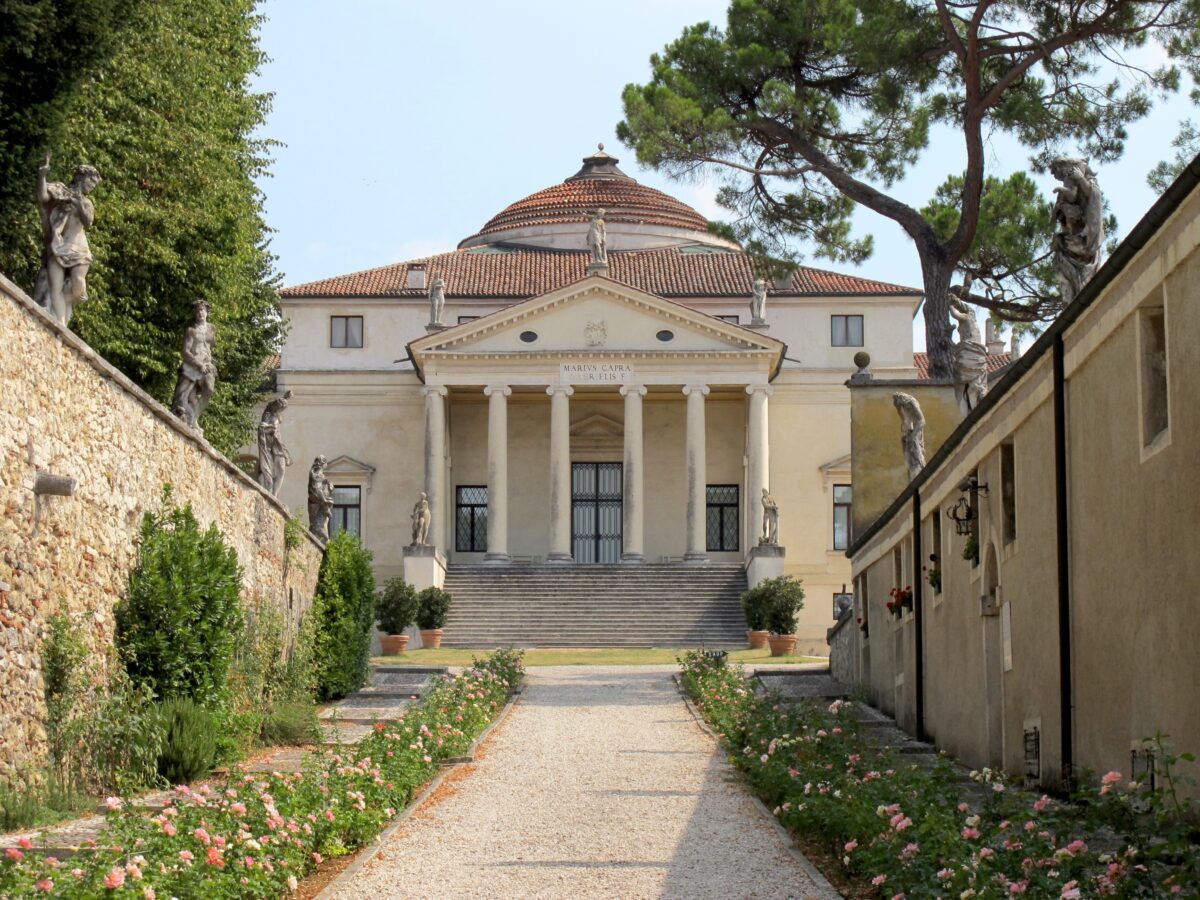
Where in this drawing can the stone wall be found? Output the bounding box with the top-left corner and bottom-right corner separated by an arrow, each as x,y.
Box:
0,275 -> 323,785
826,612 -> 858,687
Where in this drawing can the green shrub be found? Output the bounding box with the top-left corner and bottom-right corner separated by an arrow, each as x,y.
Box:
156,698 -> 217,785
79,666 -> 164,793
376,577 -> 419,635
261,700 -> 321,746
116,489 -> 244,707
743,575 -> 806,635
312,531 -> 376,701
42,614 -> 87,775
416,586 -> 452,630
740,582 -> 771,631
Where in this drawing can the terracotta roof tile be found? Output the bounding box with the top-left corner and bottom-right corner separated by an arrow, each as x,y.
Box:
913,351 -> 1010,379
280,246 -> 921,300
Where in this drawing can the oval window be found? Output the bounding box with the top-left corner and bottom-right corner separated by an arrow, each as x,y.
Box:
656,329 -> 675,342
519,330 -> 538,343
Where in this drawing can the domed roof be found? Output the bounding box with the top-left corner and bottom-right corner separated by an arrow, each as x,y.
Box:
458,146 -> 715,249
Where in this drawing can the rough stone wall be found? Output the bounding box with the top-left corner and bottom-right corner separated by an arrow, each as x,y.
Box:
0,276 -> 323,785
826,613 -> 857,687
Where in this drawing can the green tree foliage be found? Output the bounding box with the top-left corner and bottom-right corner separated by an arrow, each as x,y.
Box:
116,490 -> 244,707
1149,120 -> 1200,193
0,0 -> 282,455
416,587 -> 453,631
619,0 -> 1200,375
376,577 -> 420,635
312,532 -> 376,701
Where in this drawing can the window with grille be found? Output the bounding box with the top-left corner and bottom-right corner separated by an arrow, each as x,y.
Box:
832,484 -> 852,550
455,486 -> 488,552
331,486 -> 361,537
330,315 -> 363,348
831,314 -> 864,347
706,485 -> 739,552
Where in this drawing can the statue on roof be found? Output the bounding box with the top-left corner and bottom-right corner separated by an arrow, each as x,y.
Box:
586,208 -> 608,267
893,392 -> 927,480
256,389 -> 293,496
34,152 -> 101,325
1050,157 -> 1103,306
170,300 -> 217,433
949,282 -> 989,415
428,273 -> 446,327
750,278 -> 768,325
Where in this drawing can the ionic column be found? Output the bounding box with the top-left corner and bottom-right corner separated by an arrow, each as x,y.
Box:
421,385 -> 448,553
484,384 -> 512,563
620,384 -> 647,562
746,384 -> 772,547
546,384 -> 574,562
683,384 -> 709,563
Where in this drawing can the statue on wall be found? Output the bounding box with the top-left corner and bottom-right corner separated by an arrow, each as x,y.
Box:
586,208 -> 608,266
428,273 -> 446,327
307,455 -> 334,541
760,488 -> 779,545
1050,157 -> 1103,306
950,291 -> 989,414
411,491 -> 431,546
256,389 -> 293,495
892,392 -> 927,480
750,278 -> 767,325
34,152 -> 101,325
170,301 -> 217,433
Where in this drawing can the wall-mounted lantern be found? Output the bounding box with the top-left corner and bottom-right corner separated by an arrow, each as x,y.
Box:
946,474 -> 989,536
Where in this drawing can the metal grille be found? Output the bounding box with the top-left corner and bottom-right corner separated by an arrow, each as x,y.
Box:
572,463 -> 623,563
706,484 -> 739,552
455,485 -> 488,552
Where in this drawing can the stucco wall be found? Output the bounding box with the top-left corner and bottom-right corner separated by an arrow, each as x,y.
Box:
0,276 -> 323,786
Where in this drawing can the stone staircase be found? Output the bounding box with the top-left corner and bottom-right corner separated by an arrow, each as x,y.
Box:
439,563 -> 748,648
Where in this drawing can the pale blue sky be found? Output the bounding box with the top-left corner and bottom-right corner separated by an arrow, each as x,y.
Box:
253,1 -> 1195,350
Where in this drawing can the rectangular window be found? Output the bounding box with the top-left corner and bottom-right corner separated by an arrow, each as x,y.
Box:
1001,442 -> 1017,543
705,485 -> 739,552
1140,306 -> 1168,447
330,315 -> 363,348
831,314 -> 864,347
455,485 -> 488,552
330,486 -> 361,538
832,484 -> 852,550
717,314 -> 740,324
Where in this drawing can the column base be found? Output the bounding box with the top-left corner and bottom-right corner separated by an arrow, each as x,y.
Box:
547,552 -> 574,564
620,552 -> 645,564
683,551 -> 710,565
482,552 -> 511,564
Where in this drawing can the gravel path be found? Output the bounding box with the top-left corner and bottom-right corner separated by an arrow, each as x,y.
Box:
342,666 -> 839,899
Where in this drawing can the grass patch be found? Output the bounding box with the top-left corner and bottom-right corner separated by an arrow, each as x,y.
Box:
374,647 -> 827,667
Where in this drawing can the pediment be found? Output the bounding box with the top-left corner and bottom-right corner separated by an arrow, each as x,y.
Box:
325,455 -> 376,476
570,413 -> 623,440
570,413 -> 624,457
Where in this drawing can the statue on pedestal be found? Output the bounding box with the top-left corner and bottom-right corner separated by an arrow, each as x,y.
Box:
308,455 -> 334,541
950,292 -> 988,414
893,392 -> 927,480
428,274 -> 445,327
411,491 -> 431,546
256,390 -> 293,495
171,301 -> 217,433
760,488 -> 779,544
34,152 -> 101,325
750,278 -> 767,325
586,209 -> 608,267
1050,157 -> 1103,306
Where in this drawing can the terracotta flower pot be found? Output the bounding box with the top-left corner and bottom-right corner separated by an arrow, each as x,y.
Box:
747,629 -> 770,649
379,634 -> 409,655
768,634 -> 798,657
419,628 -> 444,649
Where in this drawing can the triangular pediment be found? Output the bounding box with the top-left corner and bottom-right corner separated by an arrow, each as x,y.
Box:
570,413 -> 623,439
325,455 -> 376,476
408,275 -> 784,369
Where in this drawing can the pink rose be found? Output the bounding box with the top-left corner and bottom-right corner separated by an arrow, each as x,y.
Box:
104,867 -> 126,889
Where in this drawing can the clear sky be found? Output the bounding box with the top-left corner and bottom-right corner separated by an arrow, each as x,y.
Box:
252,1 -> 1195,350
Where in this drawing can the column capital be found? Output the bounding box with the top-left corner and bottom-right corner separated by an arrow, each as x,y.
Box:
619,383 -> 647,398
682,383 -> 710,397
746,384 -> 774,396
421,385 -> 449,398
546,384 -> 575,397
483,384 -> 512,398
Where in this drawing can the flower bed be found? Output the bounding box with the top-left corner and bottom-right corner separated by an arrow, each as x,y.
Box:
0,650 -> 524,898
678,651 -> 1198,897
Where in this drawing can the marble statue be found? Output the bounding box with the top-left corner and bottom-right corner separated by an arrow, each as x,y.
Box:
255,389 -> 293,495
428,273 -> 445,327
893,392 -> 927,480
307,455 -> 334,541
586,209 -> 608,266
950,295 -> 988,414
750,278 -> 767,325
760,488 -> 779,545
411,491 -> 431,546
1050,157 -> 1103,306
34,152 -> 101,325
170,301 -> 217,432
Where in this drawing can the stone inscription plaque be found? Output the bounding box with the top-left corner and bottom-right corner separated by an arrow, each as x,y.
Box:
559,363 -> 633,385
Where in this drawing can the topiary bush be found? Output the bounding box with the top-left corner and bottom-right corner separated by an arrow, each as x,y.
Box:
156,698 -> 217,785
376,577 -> 419,635
312,531 -> 376,701
761,575 -> 806,635
416,586 -> 452,630
115,488 -> 244,707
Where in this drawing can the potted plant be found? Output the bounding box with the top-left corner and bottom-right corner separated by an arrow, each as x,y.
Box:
761,575 -> 805,657
376,577 -> 419,655
887,586 -> 913,618
416,586 -> 452,649
740,581 -> 771,649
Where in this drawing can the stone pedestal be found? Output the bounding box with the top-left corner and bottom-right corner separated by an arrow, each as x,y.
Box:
745,320 -> 769,331
425,323 -> 448,333
403,544 -> 446,591
586,262 -> 610,276
746,543 -> 786,587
